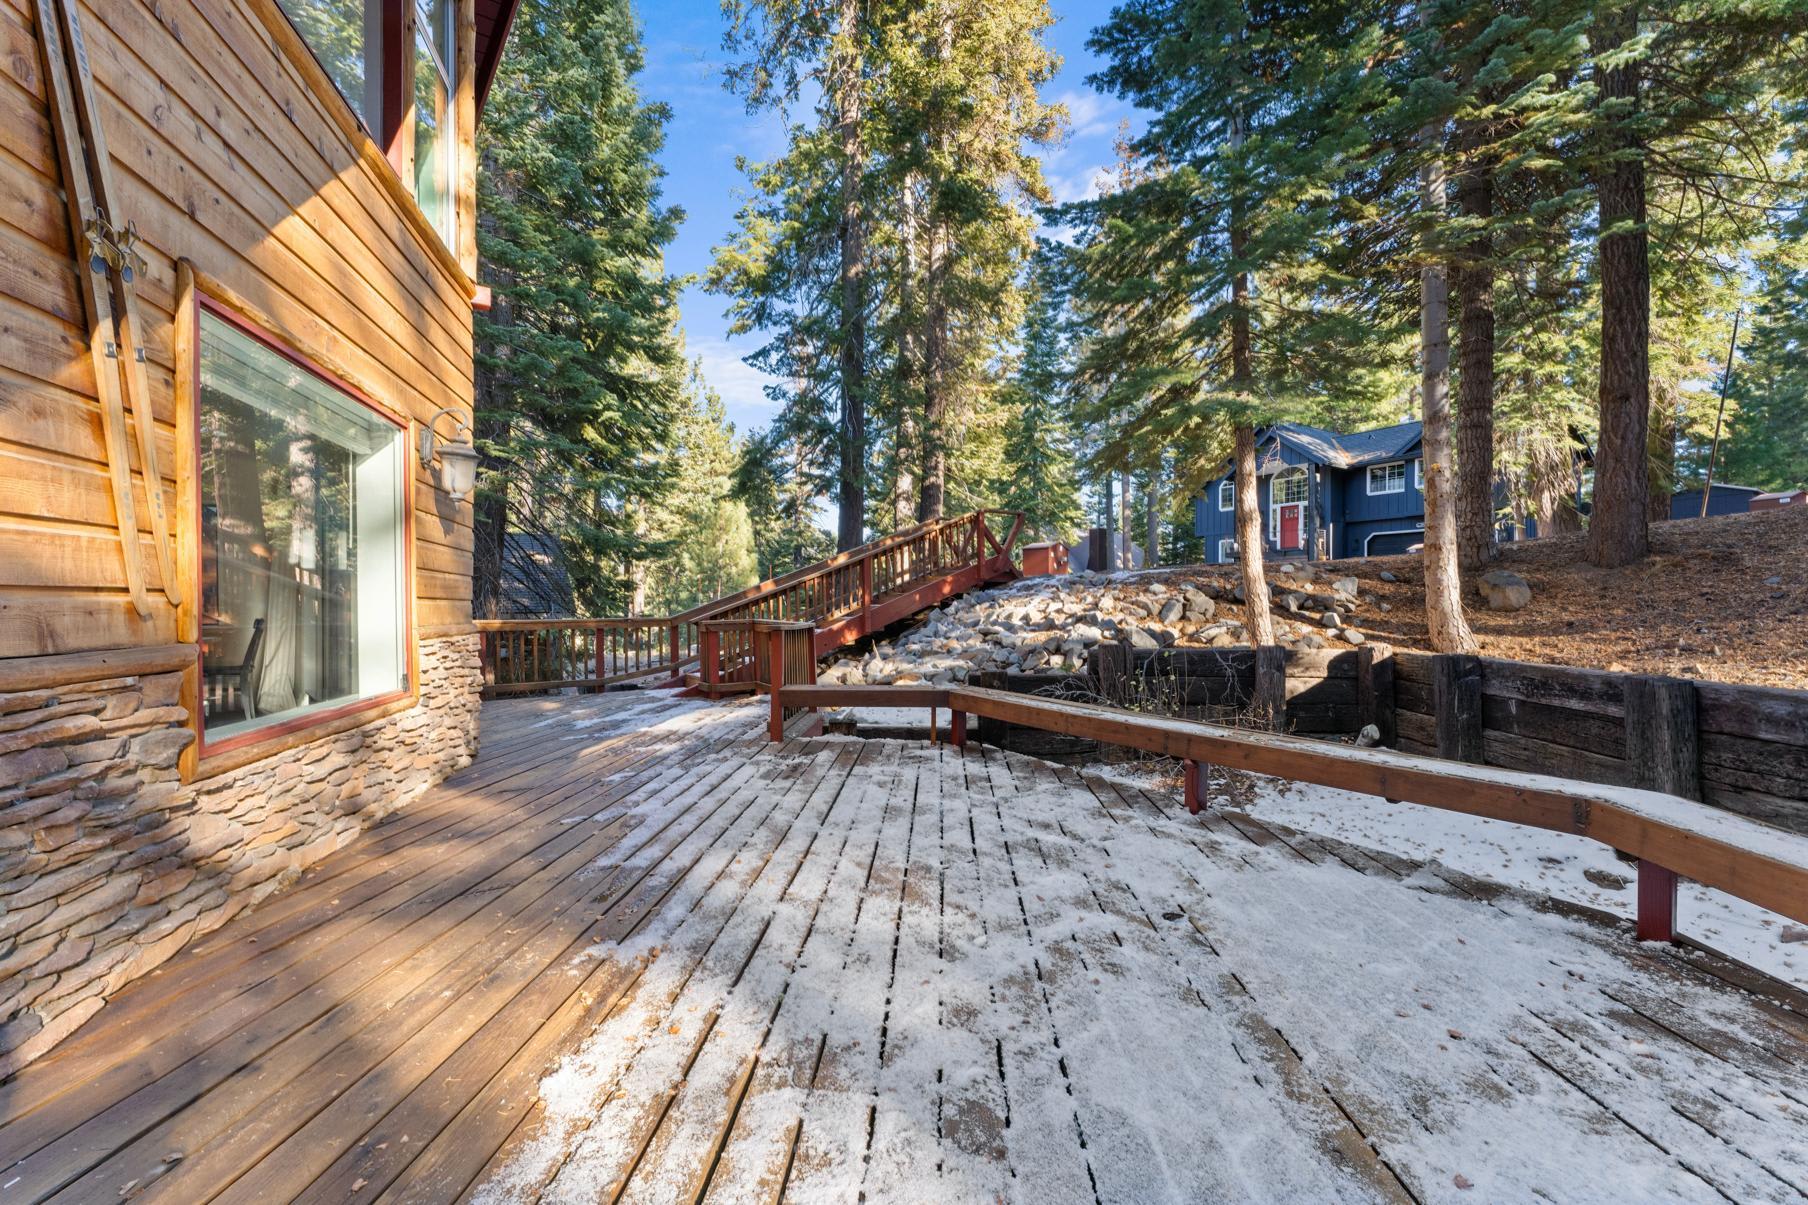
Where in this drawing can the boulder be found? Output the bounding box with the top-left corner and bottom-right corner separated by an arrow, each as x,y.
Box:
1157,598 -> 1184,625
1319,611 -> 1343,629
1332,576 -> 1359,599
1354,724 -> 1381,748
1126,627 -> 1160,651
1341,629 -> 1366,646
1378,571 -> 1398,583
1477,569 -> 1532,612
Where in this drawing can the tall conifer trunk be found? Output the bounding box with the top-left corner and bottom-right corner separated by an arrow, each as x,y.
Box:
1145,469 -> 1160,569
894,176 -> 922,528
834,0 -> 867,550
1228,109 -> 1273,647
916,15 -> 953,523
1586,3 -> 1651,567
1420,126 -> 1478,653
1453,119 -> 1498,572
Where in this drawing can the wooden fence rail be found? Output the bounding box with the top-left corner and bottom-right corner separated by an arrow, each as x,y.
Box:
474,618 -> 697,697
770,677 -> 1808,943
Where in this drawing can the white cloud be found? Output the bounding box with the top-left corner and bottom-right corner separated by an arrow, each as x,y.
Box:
1054,88 -> 1121,142
687,334 -> 784,433
1046,162 -> 1114,206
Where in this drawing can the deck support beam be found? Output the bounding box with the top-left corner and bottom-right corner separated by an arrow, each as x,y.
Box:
1183,758 -> 1209,815
1636,859 -> 1678,943
950,710 -> 967,748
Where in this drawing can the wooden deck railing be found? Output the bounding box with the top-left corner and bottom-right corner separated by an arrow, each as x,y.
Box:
475,510 -> 1023,697
474,618 -> 698,698
770,679 -> 1808,943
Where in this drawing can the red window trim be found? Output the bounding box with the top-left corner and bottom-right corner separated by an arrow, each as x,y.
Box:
189,293 -> 418,767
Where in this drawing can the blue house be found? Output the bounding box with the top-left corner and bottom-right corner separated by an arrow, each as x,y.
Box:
1194,422 -> 1431,564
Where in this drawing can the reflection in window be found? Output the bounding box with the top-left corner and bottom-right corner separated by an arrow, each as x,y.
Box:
198,310 -> 407,741
277,0 -> 382,133
414,0 -> 456,245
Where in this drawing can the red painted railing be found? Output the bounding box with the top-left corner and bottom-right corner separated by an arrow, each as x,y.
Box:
476,510 -> 1023,697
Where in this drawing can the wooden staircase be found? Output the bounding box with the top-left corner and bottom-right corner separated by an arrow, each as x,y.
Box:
475,510 -> 1024,698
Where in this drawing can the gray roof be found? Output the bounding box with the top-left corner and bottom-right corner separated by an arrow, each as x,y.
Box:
1270,421 -> 1422,468
499,532 -> 575,618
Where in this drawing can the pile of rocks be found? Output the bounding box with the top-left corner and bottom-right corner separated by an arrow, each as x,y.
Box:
818,564 -> 1380,687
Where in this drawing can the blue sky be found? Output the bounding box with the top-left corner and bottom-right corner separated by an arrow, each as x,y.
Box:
636,0 -> 1138,438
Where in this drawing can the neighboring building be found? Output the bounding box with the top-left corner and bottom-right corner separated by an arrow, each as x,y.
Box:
499,533 -> 577,617
0,0 -> 519,1071
1670,484 -> 1764,519
1194,422 -> 1433,563
1752,489 -> 1807,511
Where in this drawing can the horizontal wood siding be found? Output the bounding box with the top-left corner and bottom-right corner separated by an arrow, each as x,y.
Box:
0,0 -> 476,658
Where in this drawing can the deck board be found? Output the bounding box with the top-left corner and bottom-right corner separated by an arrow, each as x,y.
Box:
4,690 -> 1807,1203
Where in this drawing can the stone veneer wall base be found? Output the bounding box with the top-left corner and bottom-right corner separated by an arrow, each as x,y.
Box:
0,634 -> 482,1076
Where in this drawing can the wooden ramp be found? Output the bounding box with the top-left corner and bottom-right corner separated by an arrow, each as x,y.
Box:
3,692 -> 1807,1202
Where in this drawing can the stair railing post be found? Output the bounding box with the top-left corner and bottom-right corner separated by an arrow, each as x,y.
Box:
860,555 -> 873,637
768,626 -> 786,742
702,626 -> 720,691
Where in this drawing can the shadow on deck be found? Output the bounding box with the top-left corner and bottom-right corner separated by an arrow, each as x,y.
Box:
2,691 -> 1806,1202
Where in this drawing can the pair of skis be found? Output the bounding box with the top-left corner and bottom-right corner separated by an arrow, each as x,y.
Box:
35,0 -> 180,617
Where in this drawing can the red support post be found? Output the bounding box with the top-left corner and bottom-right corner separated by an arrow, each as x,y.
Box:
860,556 -> 874,637
768,628 -> 786,742
702,628 -> 720,690
1183,759 -> 1209,815
950,709 -> 967,748
1636,859 -> 1678,942
668,623 -> 680,672
929,705 -> 938,745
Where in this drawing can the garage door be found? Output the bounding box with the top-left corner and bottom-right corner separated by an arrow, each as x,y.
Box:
1364,529 -> 1424,557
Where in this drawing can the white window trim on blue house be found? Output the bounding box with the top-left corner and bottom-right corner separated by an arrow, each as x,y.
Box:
1269,466 -> 1309,549
1218,480 -> 1234,511
1414,458 -> 1424,489
1218,538 -> 1236,563
1367,461 -> 1406,495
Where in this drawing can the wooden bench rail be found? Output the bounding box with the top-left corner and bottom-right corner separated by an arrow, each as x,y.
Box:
773,682 -> 1808,934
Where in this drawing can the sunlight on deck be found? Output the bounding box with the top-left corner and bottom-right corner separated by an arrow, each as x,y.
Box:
2,691 -> 1805,1203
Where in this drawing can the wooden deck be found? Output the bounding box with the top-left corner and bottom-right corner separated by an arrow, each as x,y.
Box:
3,691 -> 1808,1202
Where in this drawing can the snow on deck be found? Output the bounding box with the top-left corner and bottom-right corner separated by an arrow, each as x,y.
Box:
477,708 -> 1808,1203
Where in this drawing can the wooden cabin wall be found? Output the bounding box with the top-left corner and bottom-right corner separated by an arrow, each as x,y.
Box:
0,0 -> 477,660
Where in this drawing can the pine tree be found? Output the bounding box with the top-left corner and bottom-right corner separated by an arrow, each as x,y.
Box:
1577,1 -> 1807,566
1719,209 -> 1808,491
1075,0 -> 1406,649
720,0 -> 872,550
998,260 -> 1083,540
472,0 -> 683,617
643,362 -> 760,611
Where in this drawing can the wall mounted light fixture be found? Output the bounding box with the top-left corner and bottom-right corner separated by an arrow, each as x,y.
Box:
419,406 -> 479,501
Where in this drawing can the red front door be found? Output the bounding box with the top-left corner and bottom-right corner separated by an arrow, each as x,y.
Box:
1278,503 -> 1302,550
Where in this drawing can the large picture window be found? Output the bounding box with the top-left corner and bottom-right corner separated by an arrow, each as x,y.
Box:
197,308 -> 409,744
